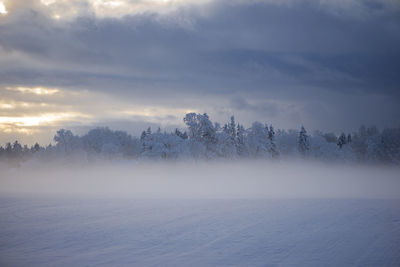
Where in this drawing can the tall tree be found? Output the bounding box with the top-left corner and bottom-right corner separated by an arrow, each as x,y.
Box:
229,116 -> 236,145
337,133 -> 347,149
236,124 -> 247,157
268,125 -> 279,157
184,113 -> 217,156
298,126 -> 310,156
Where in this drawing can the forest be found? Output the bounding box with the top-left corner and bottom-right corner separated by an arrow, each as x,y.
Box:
1,113 -> 399,164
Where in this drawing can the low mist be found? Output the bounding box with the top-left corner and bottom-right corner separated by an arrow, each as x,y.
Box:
1,161 -> 399,199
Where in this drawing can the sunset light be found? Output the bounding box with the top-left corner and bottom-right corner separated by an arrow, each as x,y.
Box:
6,87 -> 60,95
0,112 -> 91,127
1,1 -> 400,266
0,2 -> 7,15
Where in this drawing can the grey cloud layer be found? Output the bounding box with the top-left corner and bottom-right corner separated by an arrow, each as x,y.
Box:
0,0 -> 399,135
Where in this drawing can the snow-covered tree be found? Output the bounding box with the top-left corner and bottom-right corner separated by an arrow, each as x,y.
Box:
141,127 -> 153,156
268,125 -> 279,157
337,133 -> 347,149
175,128 -> 188,140
380,128 -> 400,163
215,126 -> 236,158
32,143 -> 41,153
81,127 -> 138,159
298,126 -> 310,156
184,113 -> 217,157
236,124 -> 248,157
248,122 -> 270,157
12,141 -> 22,158
228,116 -> 237,148
1,113 -> 399,164
54,129 -> 81,155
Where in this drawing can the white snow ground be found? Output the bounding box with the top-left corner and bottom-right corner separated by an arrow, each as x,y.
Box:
1,162 -> 400,266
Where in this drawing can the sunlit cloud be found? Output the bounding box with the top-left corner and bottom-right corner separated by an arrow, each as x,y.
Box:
6,87 -> 60,96
0,86 -> 94,142
0,0 -> 399,145
35,0 -> 213,19
0,100 -> 53,113
30,0 -> 400,20
0,112 -> 91,127
93,0 -> 125,8
40,0 -> 57,5
0,85 -> 192,144
0,126 -> 38,135
0,112 -> 93,140
0,1 -> 7,15
0,103 -> 14,109
116,107 -> 197,119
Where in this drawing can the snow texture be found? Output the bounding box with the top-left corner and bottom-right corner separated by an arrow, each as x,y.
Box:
1,198 -> 400,266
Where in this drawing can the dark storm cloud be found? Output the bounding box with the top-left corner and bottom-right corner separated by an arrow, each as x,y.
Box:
0,0 -> 399,137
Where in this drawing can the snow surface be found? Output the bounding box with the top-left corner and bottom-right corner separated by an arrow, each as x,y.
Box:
1,162 -> 400,266
1,198 -> 400,266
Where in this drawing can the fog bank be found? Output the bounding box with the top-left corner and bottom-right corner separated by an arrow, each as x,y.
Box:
1,161 -> 399,199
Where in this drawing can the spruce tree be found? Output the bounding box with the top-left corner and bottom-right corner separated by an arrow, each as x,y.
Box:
268,125 -> 279,157
298,126 -> 310,156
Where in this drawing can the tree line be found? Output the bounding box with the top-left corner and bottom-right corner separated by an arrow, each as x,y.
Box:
1,113 -> 399,164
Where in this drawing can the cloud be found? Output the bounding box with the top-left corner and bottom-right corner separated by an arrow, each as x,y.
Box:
0,0 -> 399,144
0,85 -> 192,144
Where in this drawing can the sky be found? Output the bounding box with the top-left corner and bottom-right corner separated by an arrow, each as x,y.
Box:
0,0 -> 399,145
